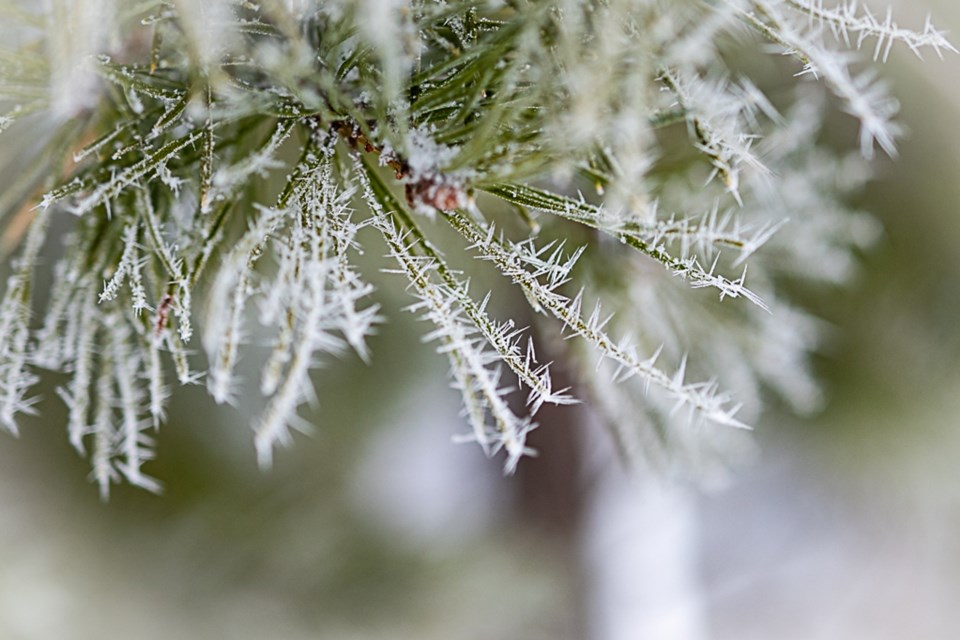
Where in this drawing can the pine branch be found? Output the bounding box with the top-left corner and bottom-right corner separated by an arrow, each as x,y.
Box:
0,0 -> 953,492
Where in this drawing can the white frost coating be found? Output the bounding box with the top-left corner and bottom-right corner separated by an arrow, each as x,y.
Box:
356,158 -> 535,472
205,204 -> 287,404
109,317 -> 161,494
210,119 -> 295,204
786,0 -> 957,61
661,68 -> 773,201
0,275 -> 37,435
378,214 -> 537,471
281,0 -> 318,19
450,212 -> 750,432
727,0 -> 943,158
402,126 -> 469,216
0,208 -> 50,434
405,125 -> 460,178
171,0 -> 238,72
356,0 -> 418,97
98,224 -> 140,304
147,335 -> 167,428
483,184 -> 770,309
91,339 -> 118,500
56,293 -> 98,453
50,130 -> 204,216
253,152 -> 378,467
45,0 -> 115,120
254,261 -> 333,468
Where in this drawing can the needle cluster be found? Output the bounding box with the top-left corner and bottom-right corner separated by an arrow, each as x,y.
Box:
0,0 -> 953,495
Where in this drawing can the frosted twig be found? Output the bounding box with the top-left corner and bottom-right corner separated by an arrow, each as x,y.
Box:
357,155 -> 536,472
482,183 -> 769,308
447,210 -> 749,431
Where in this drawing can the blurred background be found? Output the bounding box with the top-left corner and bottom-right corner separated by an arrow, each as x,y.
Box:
2,1 -> 960,638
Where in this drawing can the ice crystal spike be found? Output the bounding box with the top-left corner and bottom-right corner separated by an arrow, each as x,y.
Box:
0,0 -> 953,492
